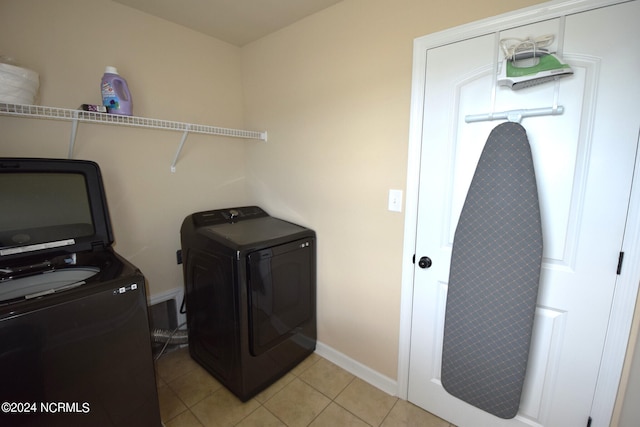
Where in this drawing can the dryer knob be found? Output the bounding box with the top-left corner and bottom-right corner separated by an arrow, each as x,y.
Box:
229,209 -> 240,219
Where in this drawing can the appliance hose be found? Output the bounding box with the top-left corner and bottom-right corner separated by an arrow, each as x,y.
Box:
151,328 -> 188,345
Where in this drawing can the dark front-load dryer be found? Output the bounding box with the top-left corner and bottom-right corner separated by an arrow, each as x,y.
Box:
180,206 -> 316,401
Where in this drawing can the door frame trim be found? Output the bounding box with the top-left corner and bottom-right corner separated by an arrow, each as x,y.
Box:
397,1 -> 639,425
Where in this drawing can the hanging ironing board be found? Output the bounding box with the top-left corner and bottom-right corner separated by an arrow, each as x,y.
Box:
441,121 -> 543,419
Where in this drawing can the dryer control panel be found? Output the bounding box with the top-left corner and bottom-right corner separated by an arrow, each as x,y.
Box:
192,206 -> 268,227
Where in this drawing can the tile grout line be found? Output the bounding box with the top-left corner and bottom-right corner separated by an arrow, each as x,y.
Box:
377,398 -> 400,427
231,353 -> 325,427
158,366 -> 210,424
158,350 -> 446,427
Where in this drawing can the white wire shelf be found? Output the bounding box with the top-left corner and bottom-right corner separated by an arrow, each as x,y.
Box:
0,103 -> 268,171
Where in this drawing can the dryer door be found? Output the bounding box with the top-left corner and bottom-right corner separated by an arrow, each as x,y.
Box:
247,238 -> 315,356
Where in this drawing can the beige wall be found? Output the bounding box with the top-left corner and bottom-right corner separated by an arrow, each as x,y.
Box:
240,0 -> 544,378
0,0 -> 250,299
1,0 -> 575,382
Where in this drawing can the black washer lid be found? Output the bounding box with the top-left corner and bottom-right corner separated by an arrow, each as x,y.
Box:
0,158 -> 113,263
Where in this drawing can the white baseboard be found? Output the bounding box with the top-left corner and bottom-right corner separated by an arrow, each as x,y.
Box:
315,341 -> 398,397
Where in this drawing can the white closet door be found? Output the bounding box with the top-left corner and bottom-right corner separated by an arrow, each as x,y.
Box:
407,2 -> 640,426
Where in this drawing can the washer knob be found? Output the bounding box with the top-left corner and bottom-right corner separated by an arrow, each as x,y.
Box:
229,209 -> 240,219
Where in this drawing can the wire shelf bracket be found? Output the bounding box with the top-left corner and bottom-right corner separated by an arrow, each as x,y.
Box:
0,103 -> 268,172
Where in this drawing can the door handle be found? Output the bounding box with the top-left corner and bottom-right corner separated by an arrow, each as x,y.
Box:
418,256 -> 432,269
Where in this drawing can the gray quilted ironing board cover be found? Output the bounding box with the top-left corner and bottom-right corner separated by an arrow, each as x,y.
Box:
441,122 -> 543,419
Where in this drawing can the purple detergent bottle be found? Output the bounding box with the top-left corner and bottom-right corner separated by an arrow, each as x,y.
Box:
101,66 -> 132,115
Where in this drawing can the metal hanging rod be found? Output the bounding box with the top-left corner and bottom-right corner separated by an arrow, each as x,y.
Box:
465,105 -> 565,124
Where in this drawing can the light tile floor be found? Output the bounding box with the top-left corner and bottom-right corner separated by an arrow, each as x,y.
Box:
155,347 -> 456,427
